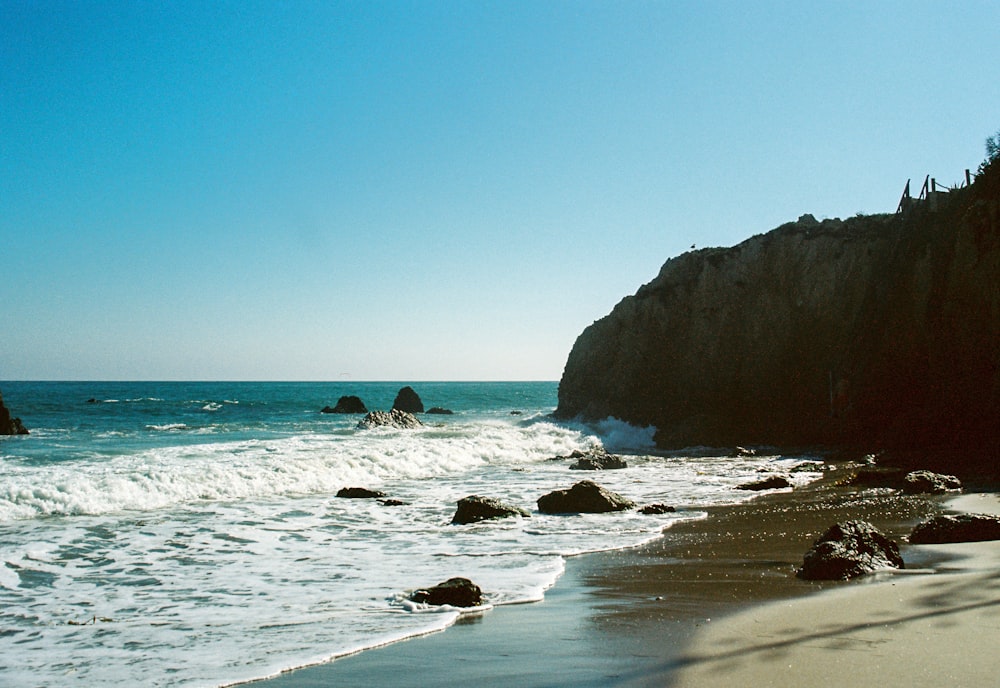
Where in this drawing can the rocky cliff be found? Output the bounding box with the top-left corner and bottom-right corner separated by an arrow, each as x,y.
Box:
556,162 -> 999,469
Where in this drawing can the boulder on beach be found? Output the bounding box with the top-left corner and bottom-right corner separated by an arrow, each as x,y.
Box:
322,396 -> 369,414
841,468 -> 961,494
410,577 -> 482,607
336,487 -> 387,499
537,480 -> 636,514
0,390 -> 29,436
909,513 -> 1000,544
356,409 -> 423,430
842,467 -> 907,488
737,475 -> 792,491
902,470 -> 962,494
563,448 -> 628,471
392,386 -> 424,414
797,520 -> 904,580
452,495 -> 530,525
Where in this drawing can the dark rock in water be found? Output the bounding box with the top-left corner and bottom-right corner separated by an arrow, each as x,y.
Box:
392,386 -> 424,414
379,499 -> 407,507
639,503 -> 676,515
797,520 -> 904,580
356,409 -> 423,430
565,447 -> 628,471
737,475 -> 791,491
0,390 -> 29,436
909,513 -> 1000,544
452,495 -> 530,525
426,407 -> 454,415
322,396 -> 369,414
537,480 -> 636,514
86,397 -> 99,403
902,470 -> 962,494
510,410 -> 522,415
554,164 -> 1000,463
410,577 -> 482,607
336,487 -> 387,499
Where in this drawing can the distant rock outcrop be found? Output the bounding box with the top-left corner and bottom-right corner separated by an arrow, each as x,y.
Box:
323,396 -> 369,414
555,163 -> 1000,471
0,390 -> 29,436
356,409 -> 423,430
392,386 -> 424,414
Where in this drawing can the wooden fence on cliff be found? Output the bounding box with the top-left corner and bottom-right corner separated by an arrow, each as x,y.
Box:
896,169 -> 974,214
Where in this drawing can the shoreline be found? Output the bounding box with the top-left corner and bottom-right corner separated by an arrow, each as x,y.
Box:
251,467 -> 970,687
670,490 -> 1000,687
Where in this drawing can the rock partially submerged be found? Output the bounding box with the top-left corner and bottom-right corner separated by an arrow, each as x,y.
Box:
638,503 -> 676,515
356,409 -> 423,430
427,407 -> 454,415
737,475 -> 791,491
537,480 -> 636,514
336,487 -> 387,499
909,513 -> 1000,544
392,386 -> 424,414
563,448 -> 628,471
797,520 -> 904,580
410,577 -> 482,607
0,390 -> 29,435
452,495 -> 530,525
322,396 -> 369,414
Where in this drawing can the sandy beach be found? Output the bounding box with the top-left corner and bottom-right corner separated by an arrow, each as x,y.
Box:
250,467 -> 999,687
671,491 -> 1000,688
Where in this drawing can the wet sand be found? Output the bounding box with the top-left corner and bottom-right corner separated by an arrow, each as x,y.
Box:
671,491 -> 1000,687
250,468 -> 976,687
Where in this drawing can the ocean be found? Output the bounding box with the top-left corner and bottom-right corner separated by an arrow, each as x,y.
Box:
0,381 -> 820,687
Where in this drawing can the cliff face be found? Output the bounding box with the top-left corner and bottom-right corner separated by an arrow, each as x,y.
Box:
556,164 -> 999,464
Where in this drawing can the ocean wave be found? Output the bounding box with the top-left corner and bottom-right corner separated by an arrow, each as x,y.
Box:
0,422 -> 589,520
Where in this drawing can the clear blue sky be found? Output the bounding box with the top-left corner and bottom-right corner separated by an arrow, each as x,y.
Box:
2,1 -> 998,381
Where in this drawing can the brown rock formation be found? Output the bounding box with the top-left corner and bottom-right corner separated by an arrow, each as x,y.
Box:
556,162 -> 999,472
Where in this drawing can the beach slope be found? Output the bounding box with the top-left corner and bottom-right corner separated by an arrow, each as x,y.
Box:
671,493 -> 1000,687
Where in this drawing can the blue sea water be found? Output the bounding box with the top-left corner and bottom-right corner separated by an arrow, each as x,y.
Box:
0,382 -> 819,687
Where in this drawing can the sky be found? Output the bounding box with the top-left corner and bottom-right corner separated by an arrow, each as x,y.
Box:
2,1 -> 998,381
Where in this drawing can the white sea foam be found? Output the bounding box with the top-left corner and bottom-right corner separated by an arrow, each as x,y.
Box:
0,384 -> 823,688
